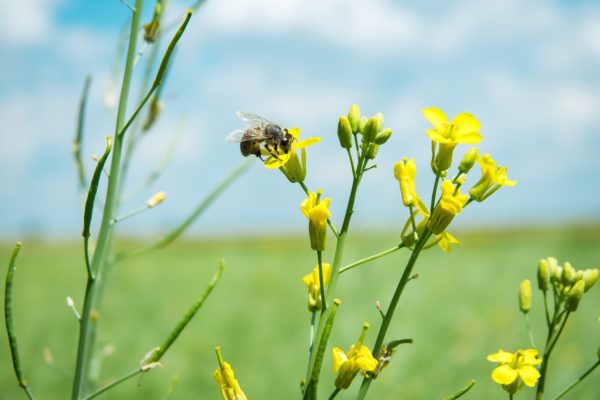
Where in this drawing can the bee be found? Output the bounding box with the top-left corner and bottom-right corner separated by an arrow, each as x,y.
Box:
226,112 -> 294,160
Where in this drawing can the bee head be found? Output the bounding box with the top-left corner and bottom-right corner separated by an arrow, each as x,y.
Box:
279,131 -> 294,153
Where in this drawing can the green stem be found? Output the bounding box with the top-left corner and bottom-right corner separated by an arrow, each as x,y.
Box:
356,228 -> 433,400
339,244 -> 404,274
443,379 -> 476,400
303,152 -> 368,399
4,243 -> 35,400
346,148 -> 356,178
543,292 -> 551,327
525,313 -> 536,349
71,2 -> 144,398
536,312 -> 571,400
328,388 -> 341,400
552,359 -> 600,400
73,75 -> 92,190
430,172 -> 441,214
83,369 -> 142,400
115,160 -> 251,261
317,251 -> 327,311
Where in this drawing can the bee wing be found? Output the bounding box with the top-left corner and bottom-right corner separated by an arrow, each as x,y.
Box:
225,129 -> 246,143
236,111 -> 275,128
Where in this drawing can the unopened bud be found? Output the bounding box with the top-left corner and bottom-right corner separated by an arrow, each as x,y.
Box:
374,128 -> 392,145
562,262 -> 576,285
565,280 -> 585,312
519,279 -> 532,313
458,148 -> 479,174
358,116 -> 368,134
363,117 -> 379,143
337,116 -> 353,149
348,104 -> 361,133
366,144 -> 379,160
582,268 -> 599,292
538,259 -> 550,292
147,191 -> 166,208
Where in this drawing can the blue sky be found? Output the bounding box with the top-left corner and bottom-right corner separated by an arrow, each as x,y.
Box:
1,0 -> 600,239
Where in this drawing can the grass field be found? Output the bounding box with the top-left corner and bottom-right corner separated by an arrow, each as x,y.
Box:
1,226 -> 599,399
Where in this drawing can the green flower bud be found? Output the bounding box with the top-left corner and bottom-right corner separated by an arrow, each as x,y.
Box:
458,148 -> 479,174
582,268 -> 599,292
565,280 -> 585,312
337,116 -> 353,149
374,112 -> 384,131
374,128 -> 392,145
358,116 -> 368,134
366,144 -> 379,160
537,259 -> 550,292
363,117 -> 379,143
348,104 -> 361,133
562,262 -> 577,285
519,279 -> 532,314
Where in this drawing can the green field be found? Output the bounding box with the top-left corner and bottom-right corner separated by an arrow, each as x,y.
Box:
1,227 -> 599,399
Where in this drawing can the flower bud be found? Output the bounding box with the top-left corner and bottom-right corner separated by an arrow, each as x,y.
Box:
358,116 -> 368,134
147,191 -> 166,208
348,104 -> 361,133
562,262 -> 577,285
374,128 -> 392,145
519,279 -> 532,314
537,259 -> 550,292
582,268 -> 599,292
337,116 -> 353,149
565,280 -> 585,312
363,117 -> 379,143
458,148 -> 479,174
365,144 -> 379,160
373,112 -> 384,131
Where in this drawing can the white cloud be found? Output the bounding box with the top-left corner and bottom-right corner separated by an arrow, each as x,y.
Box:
0,0 -> 62,45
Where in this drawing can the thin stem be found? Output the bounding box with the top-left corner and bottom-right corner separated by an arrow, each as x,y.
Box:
525,313 -> 536,348
339,244 -> 404,274
71,2 -> 144,398
542,292 -> 551,327
346,148 -> 356,178
430,172 -> 441,214
328,388 -> 341,400
308,311 -> 317,353
111,204 -> 150,224
443,379 -> 476,400
83,369 -> 142,400
116,160 -> 251,261
537,312 -> 571,400
317,251 -> 327,311
73,75 -> 92,190
356,228 -> 433,400
552,359 -> 600,400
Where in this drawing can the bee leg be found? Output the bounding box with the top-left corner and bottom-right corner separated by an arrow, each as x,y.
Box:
265,143 -> 282,161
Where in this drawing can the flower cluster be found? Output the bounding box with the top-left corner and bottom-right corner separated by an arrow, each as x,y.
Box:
537,257 -> 598,311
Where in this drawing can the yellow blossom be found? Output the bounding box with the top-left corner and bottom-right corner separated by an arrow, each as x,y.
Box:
214,347 -> 247,400
428,180 -> 468,234
332,323 -> 378,389
423,107 -> 482,172
469,154 -> 517,201
300,190 -> 331,251
264,128 -> 320,169
394,158 -> 418,208
436,231 -> 461,253
487,349 -> 542,394
302,263 -> 332,311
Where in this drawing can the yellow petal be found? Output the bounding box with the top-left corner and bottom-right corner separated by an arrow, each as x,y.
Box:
521,349 -> 542,365
519,365 -> 541,387
332,347 -> 347,373
355,346 -> 378,372
452,112 -> 481,134
294,137 -> 321,150
487,349 -> 514,363
455,131 -> 483,144
288,127 -> 301,139
491,365 -> 518,385
423,107 -> 448,129
264,153 -> 291,169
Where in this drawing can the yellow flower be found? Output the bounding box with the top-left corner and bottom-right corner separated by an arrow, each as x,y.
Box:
469,154 -> 517,201
213,347 -> 247,400
300,190 -> 331,251
302,263 -> 332,311
423,107 -> 482,172
436,231 -> 461,253
428,180 -> 468,234
401,207 -> 460,253
332,323 -> 378,389
394,157 -> 419,208
264,128 -> 320,169
487,349 -> 542,394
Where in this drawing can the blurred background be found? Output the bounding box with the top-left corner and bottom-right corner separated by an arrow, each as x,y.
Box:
1,0 -> 599,399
